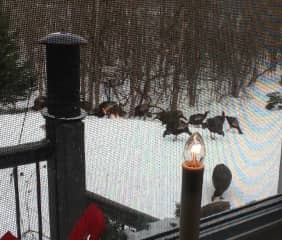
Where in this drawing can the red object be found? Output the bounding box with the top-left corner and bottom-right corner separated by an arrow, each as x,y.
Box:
0,232 -> 18,240
68,204 -> 106,240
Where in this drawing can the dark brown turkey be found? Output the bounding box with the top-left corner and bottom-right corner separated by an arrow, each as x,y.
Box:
202,111 -> 225,139
226,116 -> 243,134
212,164 -> 232,201
188,111 -> 209,127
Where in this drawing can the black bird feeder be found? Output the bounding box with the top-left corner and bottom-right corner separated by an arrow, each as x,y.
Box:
39,32 -> 87,118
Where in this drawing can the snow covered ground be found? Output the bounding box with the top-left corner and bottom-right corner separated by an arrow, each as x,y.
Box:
0,71 -> 281,238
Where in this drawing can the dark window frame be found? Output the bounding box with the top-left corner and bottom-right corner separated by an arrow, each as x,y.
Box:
127,194 -> 282,240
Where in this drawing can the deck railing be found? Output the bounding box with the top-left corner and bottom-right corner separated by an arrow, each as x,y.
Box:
0,140 -> 53,239
0,32 -> 157,239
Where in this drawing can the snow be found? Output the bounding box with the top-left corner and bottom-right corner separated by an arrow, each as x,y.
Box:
0,72 -> 282,238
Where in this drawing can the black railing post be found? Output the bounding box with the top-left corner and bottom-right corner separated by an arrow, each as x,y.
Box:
278,142 -> 282,194
39,32 -> 87,240
35,162 -> 43,239
13,167 -> 21,238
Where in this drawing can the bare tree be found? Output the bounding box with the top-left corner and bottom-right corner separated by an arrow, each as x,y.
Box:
3,0 -> 280,112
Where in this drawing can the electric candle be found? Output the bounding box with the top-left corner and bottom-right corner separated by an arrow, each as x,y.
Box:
180,132 -> 205,240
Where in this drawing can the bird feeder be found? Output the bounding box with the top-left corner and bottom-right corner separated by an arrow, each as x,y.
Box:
180,132 -> 205,240
39,32 -> 87,118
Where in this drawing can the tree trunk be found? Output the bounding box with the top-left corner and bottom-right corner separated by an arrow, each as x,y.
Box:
89,0 -> 101,109
171,63 -> 181,111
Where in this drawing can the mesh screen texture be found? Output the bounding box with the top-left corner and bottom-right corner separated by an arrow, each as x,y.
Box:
0,0 -> 281,239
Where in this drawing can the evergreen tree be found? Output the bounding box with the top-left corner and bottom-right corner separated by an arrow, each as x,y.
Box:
0,5 -> 35,106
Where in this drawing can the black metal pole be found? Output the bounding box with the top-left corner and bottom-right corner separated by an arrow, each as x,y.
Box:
278,142 -> 282,194
35,162 -> 43,240
180,161 -> 204,240
13,167 -> 21,238
39,32 -> 87,240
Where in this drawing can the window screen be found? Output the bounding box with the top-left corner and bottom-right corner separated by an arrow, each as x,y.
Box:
0,0 -> 281,239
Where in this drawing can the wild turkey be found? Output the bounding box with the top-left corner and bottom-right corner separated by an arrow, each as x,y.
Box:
188,111 -> 209,127
154,110 -> 187,125
201,201 -> 231,217
202,111 -> 225,139
92,101 -> 126,118
32,96 -> 47,111
163,119 -> 192,141
80,100 -> 92,112
92,101 -> 117,117
134,103 -> 152,119
226,116 -> 243,134
265,91 -> 282,110
212,164 -> 232,201
175,200 -> 230,218
105,104 -> 126,118
213,111 -> 226,123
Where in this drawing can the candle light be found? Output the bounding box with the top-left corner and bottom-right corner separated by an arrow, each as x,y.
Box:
183,131 -> 206,167
180,132 -> 205,240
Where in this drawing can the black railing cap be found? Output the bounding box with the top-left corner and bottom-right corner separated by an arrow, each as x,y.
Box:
39,32 -> 87,45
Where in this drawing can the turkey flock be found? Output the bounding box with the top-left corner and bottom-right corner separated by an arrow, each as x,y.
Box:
91,102 -> 237,217
92,101 -> 243,141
